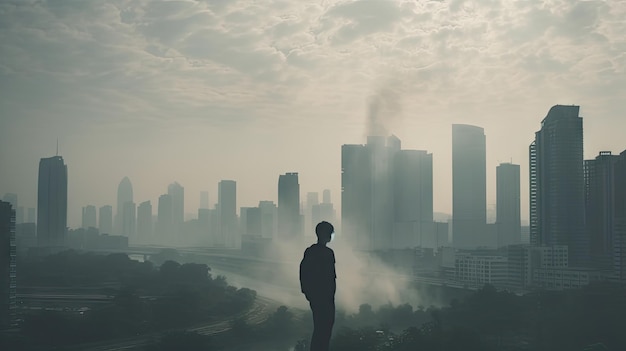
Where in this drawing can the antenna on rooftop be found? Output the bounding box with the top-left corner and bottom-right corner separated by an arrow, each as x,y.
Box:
56,138 -> 59,156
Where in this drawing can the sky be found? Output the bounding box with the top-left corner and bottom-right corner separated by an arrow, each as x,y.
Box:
1,0 -> 625,228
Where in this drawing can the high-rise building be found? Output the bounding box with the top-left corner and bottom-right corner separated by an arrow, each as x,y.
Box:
305,192 -> 319,236
82,205 -> 97,229
218,180 -> 238,248
322,189 -> 331,204
452,124 -> 487,249
259,200 -> 278,239
393,149 -> 433,248
278,173 -> 301,239
613,151 -> 626,283
98,205 -> 113,234
585,152 -> 619,270
168,182 -> 184,234
496,163 -> 521,247
157,194 -> 173,244
342,135 -> 433,250
530,105 -> 587,267
200,191 -> 209,210
0,201 -> 17,329
116,177 -> 133,235
342,144 -> 372,249
3,194 -> 20,225
121,201 -> 136,238
137,201 -> 152,242
1,194 -> 17,211
37,156 -> 68,247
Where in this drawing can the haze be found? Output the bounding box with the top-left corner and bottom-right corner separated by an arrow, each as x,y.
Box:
1,0 -> 625,227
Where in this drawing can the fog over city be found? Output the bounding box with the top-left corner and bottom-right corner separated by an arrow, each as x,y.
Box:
2,1 -> 626,351
1,0 -> 625,227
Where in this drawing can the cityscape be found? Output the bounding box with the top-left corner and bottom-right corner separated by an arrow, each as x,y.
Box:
2,1 -> 626,351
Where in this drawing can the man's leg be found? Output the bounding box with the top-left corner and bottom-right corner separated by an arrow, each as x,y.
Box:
310,300 -> 335,351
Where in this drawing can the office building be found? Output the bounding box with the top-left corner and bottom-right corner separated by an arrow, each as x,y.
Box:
82,205 -> 97,229
585,152 -> 619,270
259,200 -> 278,239
530,105 -> 587,266
137,201 -> 152,242
37,156 -> 68,247
98,205 -> 113,235
452,124 -> 487,249
614,151 -> 626,283
218,180 -> 238,248
496,163 -> 521,247
0,201 -> 17,329
342,135 -> 433,251
278,173 -> 301,239
26,208 -> 35,223
168,182 -> 184,234
157,194 -> 173,244
393,149 -> 433,249
116,177 -> 133,235
121,201 -> 136,237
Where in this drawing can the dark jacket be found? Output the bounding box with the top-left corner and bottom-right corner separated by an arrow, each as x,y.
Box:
299,243 -> 336,302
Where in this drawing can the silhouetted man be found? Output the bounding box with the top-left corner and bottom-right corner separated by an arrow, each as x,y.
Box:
300,221 -> 336,351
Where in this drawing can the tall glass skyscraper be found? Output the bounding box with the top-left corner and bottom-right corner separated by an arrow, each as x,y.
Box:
530,105 -> 587,267
37,156 -> 68,247
452,124 -> 487,249
278,173 -> 301,240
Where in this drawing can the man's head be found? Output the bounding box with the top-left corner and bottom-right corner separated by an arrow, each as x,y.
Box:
315,221 -> 334,243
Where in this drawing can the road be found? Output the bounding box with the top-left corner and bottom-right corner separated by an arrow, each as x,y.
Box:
67,296 -> 280,351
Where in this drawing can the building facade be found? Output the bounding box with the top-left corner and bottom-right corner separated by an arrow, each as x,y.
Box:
496,163 -> 521,247
98,205 -> 113,235
116,177 -> 133,235
218,180 -> 238,248
530,105 -> 587,267
82,205 -> 97,229
278,173 -> 301,240
452,124 -> 487,249
0,201 -> 17,329
37,156 -> 68,247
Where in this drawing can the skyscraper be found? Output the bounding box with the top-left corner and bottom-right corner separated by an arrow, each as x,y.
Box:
168,182 -> 184,234
342,135 -> 433,250
393,149 -> 433,248
157,194 -> 173,244
452,124 -> 487,249
613,150 -> 626,282
530,105 -> 587,267
342,144 -> 372,249
121,201 -> 136,238
137,201 -> 152,243
585,151 -> 619,270
0,201 -> 16,329
496,163 -> 521,247
37,156 -> 68,247
98,205 -> 113,235
259,200 -> 278,239
218,180 -> 237,248
116,177 -> 133,235
82,205 -> 97,229
278,173 -> 301,239
305,192 -> 319,236
1,194 -> 17,213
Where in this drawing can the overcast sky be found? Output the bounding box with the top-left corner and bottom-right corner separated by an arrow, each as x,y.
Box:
1,0 -> 625,228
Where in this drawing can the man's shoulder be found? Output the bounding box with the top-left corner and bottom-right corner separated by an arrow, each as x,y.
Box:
305,244 -> 334,259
